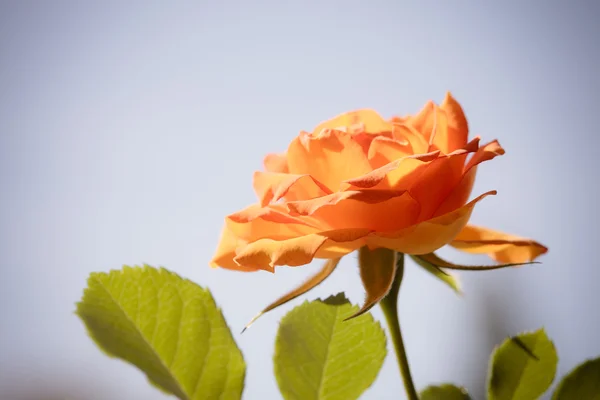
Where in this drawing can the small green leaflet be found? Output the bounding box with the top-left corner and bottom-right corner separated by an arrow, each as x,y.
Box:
420,384 -> 472,400
76,265 -> 246,400
274,293 -> 386,400
488,328 -> 558,400
552,357 -> 600,399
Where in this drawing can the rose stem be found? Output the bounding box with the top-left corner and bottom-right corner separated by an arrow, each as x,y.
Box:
380,252 -> 419,400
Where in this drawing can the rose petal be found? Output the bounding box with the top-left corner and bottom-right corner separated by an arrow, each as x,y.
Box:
465,139 -> 505,172
434,140 -> 505,216
365,191 -> 496,254
406,95 -> 468,154
405,101 -> 450,150
350,131 -> 393,154
233,229 -> 370,271
449,225 -> 548,263
263,153 -> 288,173
391,123 -> 429,154
367,136 -> 413,168
287,190 -> 406,215
312,109 -> 392,136
439,92 -> 469,153
345,151 -> 440,190
286,129 -> 373,192
288,190 -> 420,232
346,138 -> 479,200
226,204 -> 318,242
429,108 -> 449,152
209,226 -> 257,272
253,171 -> 332,206
409,138 -> 480,220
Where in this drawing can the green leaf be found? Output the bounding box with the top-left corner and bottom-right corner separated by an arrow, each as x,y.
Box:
552,357 -> 600,400
411,255 -> 462,295
75,265 -> 246,400
420,252 -> 537,271
243,258 -> 340,332
420,384 -> 472,400
488,328 -> 558,400
274,293 -> 387,400
346,246 -> 397,320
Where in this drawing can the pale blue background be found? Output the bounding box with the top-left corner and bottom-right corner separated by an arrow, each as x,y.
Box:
1,1 -> 599,399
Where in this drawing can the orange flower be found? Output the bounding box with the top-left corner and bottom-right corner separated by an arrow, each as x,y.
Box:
211,93 -> 547,272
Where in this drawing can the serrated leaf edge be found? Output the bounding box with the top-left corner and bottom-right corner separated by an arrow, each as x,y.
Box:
76,266 -> 190,399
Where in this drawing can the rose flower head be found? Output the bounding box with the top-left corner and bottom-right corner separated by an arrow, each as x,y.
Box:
211,93 -> 547,274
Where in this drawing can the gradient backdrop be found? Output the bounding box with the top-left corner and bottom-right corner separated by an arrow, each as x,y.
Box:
1,1 -> 599,399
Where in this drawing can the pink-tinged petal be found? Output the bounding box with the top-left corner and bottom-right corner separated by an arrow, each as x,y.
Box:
286,129 -> 373,192
209,226 -> 258,272
253,171 -> 332,206
233,229 -> 371,271
450,225 -> 548,263
263,153 -> 288,173
433,140 -> 505,216
365,191 -> 496,254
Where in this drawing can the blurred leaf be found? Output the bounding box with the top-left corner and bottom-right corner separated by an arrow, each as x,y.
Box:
420,384 -> 471,400
411,255 -> 462,295
274,293 -> 386,400
420,252 -> 537,271
345,246 -> 397,320
243,258 -> 340,332
552,357 -> 600,400
76,265 -> 245,400
488,328 -> 557,400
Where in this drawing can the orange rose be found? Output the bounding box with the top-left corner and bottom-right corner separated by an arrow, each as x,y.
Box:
211,93 -> 547,272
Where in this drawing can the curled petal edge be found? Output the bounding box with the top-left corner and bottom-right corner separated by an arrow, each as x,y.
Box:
209,226 -> 258,272
253,171 -> 332,206
232,191 -> 496,270
287,189 -> 407,216
233,228 -> 370,272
